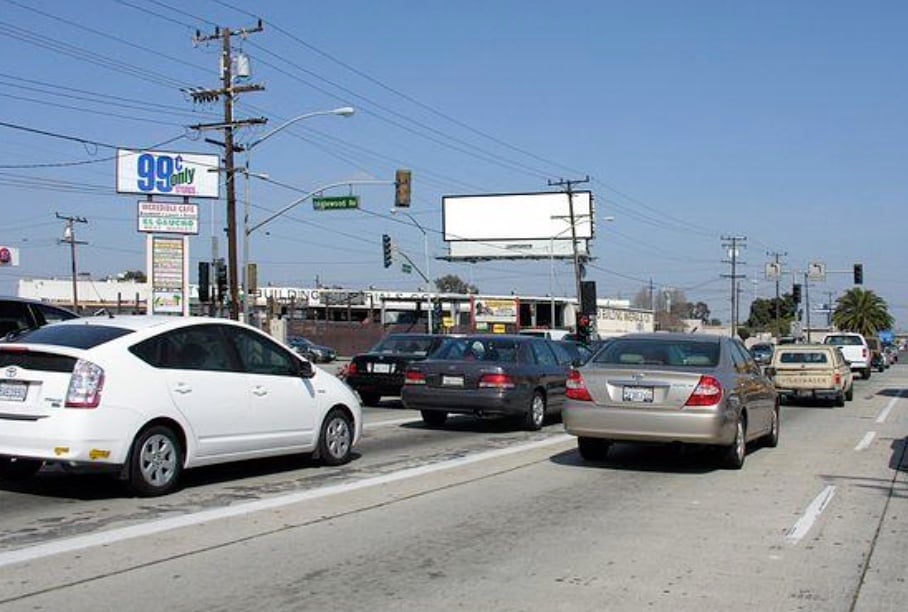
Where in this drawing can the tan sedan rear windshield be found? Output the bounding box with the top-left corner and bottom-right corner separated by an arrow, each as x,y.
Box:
593,339 -> 720,367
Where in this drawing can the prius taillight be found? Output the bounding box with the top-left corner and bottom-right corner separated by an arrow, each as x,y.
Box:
65,359 -> 105,408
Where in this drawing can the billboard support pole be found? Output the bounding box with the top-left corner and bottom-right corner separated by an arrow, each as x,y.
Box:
548,176 -> 590,328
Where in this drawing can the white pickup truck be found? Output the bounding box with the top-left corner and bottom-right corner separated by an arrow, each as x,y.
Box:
823,332 -> 871,379
769,344 -> 854,407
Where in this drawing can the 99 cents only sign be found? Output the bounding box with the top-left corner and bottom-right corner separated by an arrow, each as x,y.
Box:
116,149 -> 220,199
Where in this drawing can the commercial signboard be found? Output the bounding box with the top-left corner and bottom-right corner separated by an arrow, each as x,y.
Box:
117,149 -> 220,199
443,191 -> 594,260
151,236 -> 186,314
0,246 -> 20,266
473,297 -> 518,324
137,201 -> 199,235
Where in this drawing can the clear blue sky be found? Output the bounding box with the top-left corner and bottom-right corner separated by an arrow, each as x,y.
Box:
1,0 -> 906,328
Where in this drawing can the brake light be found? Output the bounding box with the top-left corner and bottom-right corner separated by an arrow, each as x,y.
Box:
862,348 -> 868,359
834,372 -> 841,386
65,359 -> 105,408
685,375 -> 723,407
346,362 -> 358,376
404,370 -> 426,385
478,373 -> 515,389
566,369 -> 592,401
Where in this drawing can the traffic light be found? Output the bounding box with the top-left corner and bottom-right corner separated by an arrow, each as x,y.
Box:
792,283 -> 802,304
580,281 -> 597,315
394,169 -> 411,207
215,259 -> 227,302
853,263 -> 863,285
382,234 -> 393,268
197,261 -> 210,303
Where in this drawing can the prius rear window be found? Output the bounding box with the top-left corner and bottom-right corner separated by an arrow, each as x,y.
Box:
9,325 -> 133,349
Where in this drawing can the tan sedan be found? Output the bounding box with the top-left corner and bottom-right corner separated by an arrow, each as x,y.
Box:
562,333 -> 779,469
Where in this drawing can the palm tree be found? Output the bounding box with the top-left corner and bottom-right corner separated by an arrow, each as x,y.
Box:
832,288 -> 894,337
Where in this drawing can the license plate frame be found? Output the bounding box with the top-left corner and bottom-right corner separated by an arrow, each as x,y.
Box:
622,385 -> 654,403
371,363 -> 392,374
442,375 -> 464,387
0,380 -> 28,402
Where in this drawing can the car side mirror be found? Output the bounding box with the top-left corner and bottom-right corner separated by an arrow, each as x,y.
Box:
298,358 -> 315,379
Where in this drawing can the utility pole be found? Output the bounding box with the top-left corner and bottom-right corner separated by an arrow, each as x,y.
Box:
56,213 -> 87,313
804,271 -> 812,342
721,235 -> 747,338
825,290 -> 835,328
548,176 -> 590,326
190,22 -> 266,320
767,250 -> 787,338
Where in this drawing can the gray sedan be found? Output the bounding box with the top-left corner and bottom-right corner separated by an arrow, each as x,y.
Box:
401,335 -> 571,430
562,333 -> 778,468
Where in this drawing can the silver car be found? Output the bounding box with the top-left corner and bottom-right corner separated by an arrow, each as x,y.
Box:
562,333 -> 778,469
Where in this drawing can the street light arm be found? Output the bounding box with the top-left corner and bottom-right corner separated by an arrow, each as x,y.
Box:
246,107 -> 355,150
247,179 -> 391,235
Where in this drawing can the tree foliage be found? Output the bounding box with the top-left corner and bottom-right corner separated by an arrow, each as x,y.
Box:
832,288 -> 893,337
746,294 -> 797,337
434,274 -> 478,294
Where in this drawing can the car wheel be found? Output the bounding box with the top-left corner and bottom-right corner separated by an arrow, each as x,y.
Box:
421,410 -> 448,427
317,409 -> 354,466
523,391 -> 546,431
721,417 -> 746,470
845,384 -> 854,402
128,425 -> 183,497
863,367 -> 872,380
764,405 -> 780,448
0,457 -> 43,481
835,392 -> 845,407
359,392 -> 380,406
577,437 -> 611,461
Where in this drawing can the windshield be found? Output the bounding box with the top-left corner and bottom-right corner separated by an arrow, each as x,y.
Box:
8,324 -> 133,349
431,337 -> 519,363
592,338 -> 720,367
372,335 -> 437,356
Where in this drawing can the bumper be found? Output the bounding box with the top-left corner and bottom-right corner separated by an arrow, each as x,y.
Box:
562,401 -> 736,445
347,375 -> 404,397
402,386 -> 531,416
777,388 -> 840,400
0,407 -> 139,466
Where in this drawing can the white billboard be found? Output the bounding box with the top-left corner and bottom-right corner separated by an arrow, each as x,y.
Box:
117,149 -> 220,199
137,201 -> 200,235
442,191 -> 593,260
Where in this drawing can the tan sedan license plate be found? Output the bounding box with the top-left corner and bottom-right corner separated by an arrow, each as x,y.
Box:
622,386 -> 654,403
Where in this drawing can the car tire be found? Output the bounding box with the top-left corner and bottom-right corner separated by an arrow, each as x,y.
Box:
863,367 -> 872,380
845,384 -> 854,402
764,405 -> 780,448
0,457 -> 43,481
577,437 -> 611,461
835,392 -> 845,407
721,417 -> 746,470
359,392 -> 380,406
421,410 -> 448,427
316,408 -> 354,466
128,425 -> 183,497
524,391 -> 546,431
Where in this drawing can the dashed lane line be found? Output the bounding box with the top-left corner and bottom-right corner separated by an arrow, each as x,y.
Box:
784,485 -> 837,545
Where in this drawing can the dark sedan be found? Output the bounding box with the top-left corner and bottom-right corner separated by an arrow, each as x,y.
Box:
346,333 -> 447,405
401,335 -> 571,430
287,336 -> 337,363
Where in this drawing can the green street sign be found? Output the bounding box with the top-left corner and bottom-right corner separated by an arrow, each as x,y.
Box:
401,263 -> 412,274
312,195 -> 360,211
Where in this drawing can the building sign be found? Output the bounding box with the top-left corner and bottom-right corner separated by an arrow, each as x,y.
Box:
0,246 -> 20,266
137,201 -> 199,235
117,149 -> 220,199
473,298 -> 518,324
151,236 -> 185,314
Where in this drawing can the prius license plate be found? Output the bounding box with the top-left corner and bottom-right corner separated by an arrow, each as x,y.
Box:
0,381 -> 28,402
622,386 -> 654,403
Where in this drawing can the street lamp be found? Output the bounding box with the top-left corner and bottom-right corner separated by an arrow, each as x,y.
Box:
241,106 -> 355,323
391,209 -> 433,333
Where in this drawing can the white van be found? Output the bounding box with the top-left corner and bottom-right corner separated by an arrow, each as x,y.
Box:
518,328 -> 572,341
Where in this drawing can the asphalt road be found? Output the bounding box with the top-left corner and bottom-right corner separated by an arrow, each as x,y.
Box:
0,361 -> 905,611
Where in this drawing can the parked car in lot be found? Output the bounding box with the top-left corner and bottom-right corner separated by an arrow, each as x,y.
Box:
823,333 -> 872,379
0,316 -> 362,496
346,333 -> 447,406
287,335 -> 337,363
0,296 -> 78,337
401,335 -> 571,430
562,333 -> 778,469
767,344 -> 853,406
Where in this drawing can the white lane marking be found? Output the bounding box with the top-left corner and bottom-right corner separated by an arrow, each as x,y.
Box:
0,434 -> 573,569
854,431 -> 876,452
876,393 -> 901,424
784,485 -> 836,544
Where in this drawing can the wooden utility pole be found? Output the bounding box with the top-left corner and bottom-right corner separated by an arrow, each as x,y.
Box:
189,22 -> 266,320
721,235 -> 747,338
56,213 -> 87,313
548,176 -> 590,323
